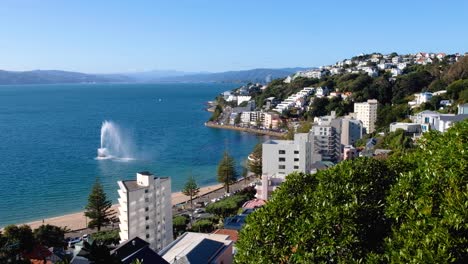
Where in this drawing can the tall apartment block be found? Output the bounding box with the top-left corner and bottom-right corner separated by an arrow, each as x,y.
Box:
117,171 -> 173,251
354,99 -> 378,134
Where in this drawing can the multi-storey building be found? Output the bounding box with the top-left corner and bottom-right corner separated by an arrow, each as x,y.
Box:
354,99 -> 378,134
262,133 -> 313,177
340,118 -> 363,146
117,171 -> 173,251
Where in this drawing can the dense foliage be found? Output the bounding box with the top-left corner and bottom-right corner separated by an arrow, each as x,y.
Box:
91,230 -> 120,245
374,129 -> 414,151
173,215 -> 190,237
235,120 -> 467,263
0,224 -> 66,263
206,194 -> 251,219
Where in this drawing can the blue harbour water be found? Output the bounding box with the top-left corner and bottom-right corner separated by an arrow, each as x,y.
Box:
0,83 -> 266,227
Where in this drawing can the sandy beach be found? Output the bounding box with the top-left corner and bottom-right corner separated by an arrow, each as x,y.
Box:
8,183 -> 224,231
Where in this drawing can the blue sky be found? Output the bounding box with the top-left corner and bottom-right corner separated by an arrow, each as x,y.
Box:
0,0 -> 467,73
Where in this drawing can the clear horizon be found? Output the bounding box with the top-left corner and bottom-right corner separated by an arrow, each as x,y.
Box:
1,0 -> 467,73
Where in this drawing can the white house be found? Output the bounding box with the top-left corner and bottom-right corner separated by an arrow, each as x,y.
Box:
237,96 -> 251,106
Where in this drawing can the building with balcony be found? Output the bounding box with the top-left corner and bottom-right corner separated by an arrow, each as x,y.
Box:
117,171 -> 173,252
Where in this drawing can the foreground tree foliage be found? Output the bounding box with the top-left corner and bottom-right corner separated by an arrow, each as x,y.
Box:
235,120 -> 467,263
33,224 -> 67,248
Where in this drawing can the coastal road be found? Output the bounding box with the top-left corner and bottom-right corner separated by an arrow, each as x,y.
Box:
66,175 -> 259,238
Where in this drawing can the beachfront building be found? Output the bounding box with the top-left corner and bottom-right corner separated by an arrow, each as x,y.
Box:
117,171 -> 173,251
354,99 -> 378,134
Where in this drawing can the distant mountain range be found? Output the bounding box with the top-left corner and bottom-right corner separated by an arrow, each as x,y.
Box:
0,68 -> 311,85
139,68 -> 311,83
0,70 -> 132,85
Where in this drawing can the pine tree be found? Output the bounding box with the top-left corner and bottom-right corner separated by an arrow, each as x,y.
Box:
217,151 -> 237,193
182,175 -> 200,209
84,179 -> 115,231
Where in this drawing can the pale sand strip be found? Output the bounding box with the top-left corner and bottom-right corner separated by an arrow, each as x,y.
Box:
8,183 -> 224,231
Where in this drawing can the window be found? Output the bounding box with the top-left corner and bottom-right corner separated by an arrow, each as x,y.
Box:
279,157 -> 285,162
145,207 -> 149,212
279,150 -> 286,154
294,166 -> 299,169
294,150 -> 299,154
145,216 -> 149,220
146,225 -> 149,230
145,189 -> 148,193
146,234 -> 150,239
279,165 -> 285,169
294,158 -> 299,162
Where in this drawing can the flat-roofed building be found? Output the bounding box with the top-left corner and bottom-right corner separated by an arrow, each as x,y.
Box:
118,172 -> 173,252
354,99 -> 378,134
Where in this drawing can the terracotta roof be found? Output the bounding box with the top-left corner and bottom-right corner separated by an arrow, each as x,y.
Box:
212,229 -> 239,242
242,199 -> 266,209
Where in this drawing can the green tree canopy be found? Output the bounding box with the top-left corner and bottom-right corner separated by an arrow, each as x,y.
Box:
33,224 -> 67,248
84,178 -> 115,231
235,120 -> 468,263
91,230 -> 120,246
217,151 -> 238,193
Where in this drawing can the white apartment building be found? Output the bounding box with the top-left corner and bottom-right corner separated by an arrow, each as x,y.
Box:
262,133 -> 313,177
354,99 -> 378,134
117,172 -> 173,251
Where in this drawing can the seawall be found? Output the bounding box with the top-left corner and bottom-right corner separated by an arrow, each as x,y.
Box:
205,122 -> 286,138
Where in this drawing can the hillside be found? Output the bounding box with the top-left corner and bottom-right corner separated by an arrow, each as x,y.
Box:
0,70 -> 133,85
147,68 -> 311,83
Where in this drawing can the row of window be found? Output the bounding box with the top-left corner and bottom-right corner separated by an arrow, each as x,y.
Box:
279,150 -> 299,154
279,165 -> 299,169
278,158 -> 299,162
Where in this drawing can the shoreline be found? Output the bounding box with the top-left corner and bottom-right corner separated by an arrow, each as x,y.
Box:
1,183 -> 224,231
205,122 -> 286,138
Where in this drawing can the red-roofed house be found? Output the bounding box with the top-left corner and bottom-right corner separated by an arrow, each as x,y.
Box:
212,229 -> 239,242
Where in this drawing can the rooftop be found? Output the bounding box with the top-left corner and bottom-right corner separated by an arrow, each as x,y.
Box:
212,229 -> 239,242
242,199 -> 266,209
159,232 -> 232,263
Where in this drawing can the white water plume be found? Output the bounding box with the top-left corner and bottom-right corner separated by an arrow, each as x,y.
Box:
97,120 -> 134,160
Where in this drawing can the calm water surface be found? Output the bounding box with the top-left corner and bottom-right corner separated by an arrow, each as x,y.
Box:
0,83 -> 266,227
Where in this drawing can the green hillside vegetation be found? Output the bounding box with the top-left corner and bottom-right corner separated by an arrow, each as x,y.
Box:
235,120 -> 468,263
237,55 -> 468,132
